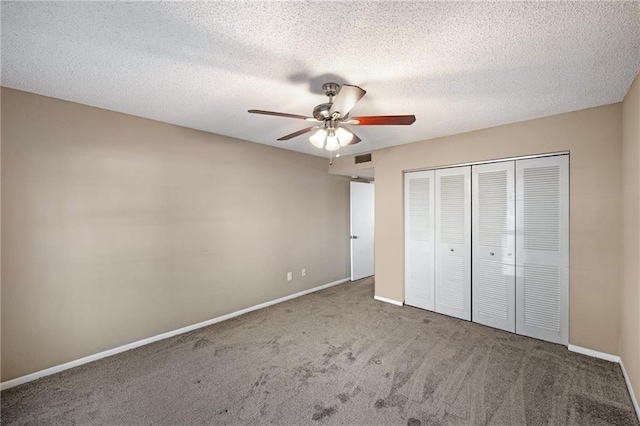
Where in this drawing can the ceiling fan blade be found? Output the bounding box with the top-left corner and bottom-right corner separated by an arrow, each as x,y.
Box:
329,85 -> 366,117
350,115 -> 416,125
248,109 -> 312,121
276,126 -> 319,141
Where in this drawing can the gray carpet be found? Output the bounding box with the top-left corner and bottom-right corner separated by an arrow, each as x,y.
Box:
2,277 -> 638,425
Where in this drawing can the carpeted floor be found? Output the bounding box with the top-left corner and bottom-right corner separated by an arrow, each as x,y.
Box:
2,277 -> 638,425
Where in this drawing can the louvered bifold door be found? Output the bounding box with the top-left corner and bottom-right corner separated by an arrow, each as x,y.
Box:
404,171 -> 436,311
435,166 -> 471,320
472,162 -> 516,332
515,155 -> 569,345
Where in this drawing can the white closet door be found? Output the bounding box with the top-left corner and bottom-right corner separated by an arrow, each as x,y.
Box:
472,162 -> 516,332
435,166 -> 471,320
404,171 -> 435,311
515,155 -> 569,345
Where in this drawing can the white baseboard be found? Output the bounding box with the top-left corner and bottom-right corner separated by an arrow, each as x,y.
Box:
569,344 -> 639,422
0,277 -> 350,391
568,344 -> 620,363
620,358 -> 640,421
374,295 -> 403,306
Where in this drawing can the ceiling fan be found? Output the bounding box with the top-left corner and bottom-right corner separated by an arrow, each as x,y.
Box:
248,82 -> 416,153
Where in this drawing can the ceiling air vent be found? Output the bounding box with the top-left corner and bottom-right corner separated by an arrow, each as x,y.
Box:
355,153 -> 372,164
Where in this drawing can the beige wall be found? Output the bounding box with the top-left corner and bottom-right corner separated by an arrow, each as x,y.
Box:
0,88 -> 351,382
621,74 -> 640,401
331,103 -> 623,355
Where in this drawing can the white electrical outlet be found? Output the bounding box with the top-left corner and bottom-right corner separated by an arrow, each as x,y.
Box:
287,272 -> 293,281
302,268 -> 307,277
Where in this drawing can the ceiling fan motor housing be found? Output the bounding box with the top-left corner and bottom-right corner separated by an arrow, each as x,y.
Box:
313,103 -> 350,122
313,103 -> 332,121
315,82 -> 347,121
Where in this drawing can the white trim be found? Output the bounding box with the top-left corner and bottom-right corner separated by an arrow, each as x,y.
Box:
374,295 -> 403,306
620,358 -> 640,421
403,151 -> 569,174
568,344 -> 620,363
568,345 -> 639,422
0,277 -> 350,391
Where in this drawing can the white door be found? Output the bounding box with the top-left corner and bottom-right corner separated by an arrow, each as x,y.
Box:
350,182 -> 374,281
404,171 -> 435,310
435,166 -> 471,321
515,155 -> 569,345
472,162 -> 516,332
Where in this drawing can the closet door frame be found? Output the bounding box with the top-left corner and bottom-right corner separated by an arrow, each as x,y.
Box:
404,170 -> 436,311
403,152 -> 569,347
434,166 -> 471,321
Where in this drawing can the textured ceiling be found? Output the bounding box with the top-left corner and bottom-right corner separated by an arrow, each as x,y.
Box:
2,2 -> 639,157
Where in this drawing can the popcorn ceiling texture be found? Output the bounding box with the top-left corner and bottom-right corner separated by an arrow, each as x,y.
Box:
2,1 -> 639,157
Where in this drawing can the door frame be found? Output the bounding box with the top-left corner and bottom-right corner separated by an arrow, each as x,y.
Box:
403,151 -> 569,174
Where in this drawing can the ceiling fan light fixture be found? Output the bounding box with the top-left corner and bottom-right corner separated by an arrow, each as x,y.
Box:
325,129 -> 340,151
335,127 -> 354,146
309,128 -> 327,148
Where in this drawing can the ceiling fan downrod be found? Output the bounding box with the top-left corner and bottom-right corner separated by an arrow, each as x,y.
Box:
313,82 -> 343,122
322,82 -> 340,103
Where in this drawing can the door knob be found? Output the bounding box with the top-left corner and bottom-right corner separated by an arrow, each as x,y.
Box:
450,248 -> 454,252
351,235 -> 358,239
490,252 -> 495,256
